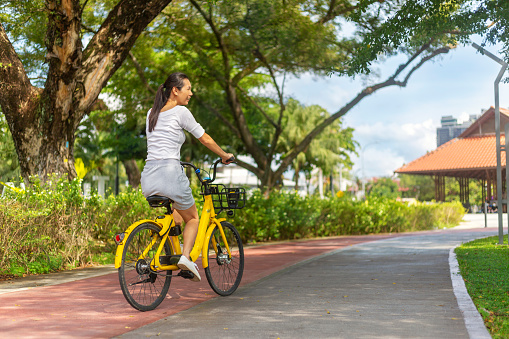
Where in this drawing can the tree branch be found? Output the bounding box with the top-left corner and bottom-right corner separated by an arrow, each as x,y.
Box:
189,0 -> 230,77
273,43 -> 452,179
317,0 -> 362,24
192,94 -> 241,138
128,51 -> 156,95
251,45 -> 286,183
77,0 -> 173,119
79,0 -> 90,17
234,157 -> 262,177
189,0 -> 267,170
231,60 -> 263,86
400,46 -> 454,85
235,85 -> 278,129
81,23 -> 97,34
0,23 -> 41,122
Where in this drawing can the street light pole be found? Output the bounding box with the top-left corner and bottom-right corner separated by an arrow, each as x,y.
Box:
472,42 -> 508,244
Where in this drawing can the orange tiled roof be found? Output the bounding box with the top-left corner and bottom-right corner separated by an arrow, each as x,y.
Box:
395,134 -> 505,176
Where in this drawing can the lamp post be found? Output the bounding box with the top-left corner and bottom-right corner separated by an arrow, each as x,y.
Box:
472,43 -> 508,244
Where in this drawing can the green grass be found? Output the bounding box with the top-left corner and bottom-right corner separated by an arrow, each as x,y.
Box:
455,235 -> 509,338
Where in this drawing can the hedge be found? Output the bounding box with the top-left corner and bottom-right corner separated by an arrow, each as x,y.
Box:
0,178 -> 464,276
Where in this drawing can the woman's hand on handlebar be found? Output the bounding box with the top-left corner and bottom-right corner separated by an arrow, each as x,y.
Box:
221,153 -> 235,164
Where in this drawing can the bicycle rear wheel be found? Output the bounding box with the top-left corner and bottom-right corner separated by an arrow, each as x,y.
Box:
205,221 -> 244,296
118,222 -> 172,311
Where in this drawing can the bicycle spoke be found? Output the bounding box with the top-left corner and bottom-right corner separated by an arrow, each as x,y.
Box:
205,222 -> 244,296
118,223 -> 172,311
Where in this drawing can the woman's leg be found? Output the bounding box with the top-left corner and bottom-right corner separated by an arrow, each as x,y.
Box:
173,209 -> 183,225
174,203 -> 199,260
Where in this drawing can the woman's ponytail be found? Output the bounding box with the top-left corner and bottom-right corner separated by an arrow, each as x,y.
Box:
148,72 -> 189,132
148,84 -> 167,132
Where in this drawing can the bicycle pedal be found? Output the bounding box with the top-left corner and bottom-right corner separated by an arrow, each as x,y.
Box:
178,270 -> 195,280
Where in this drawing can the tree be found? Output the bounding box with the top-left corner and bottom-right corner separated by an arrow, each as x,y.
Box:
350,0 -> 509,74
107,0 -> 462,191
74,103 -> 146,188
367,177 -> 400,199
2,0 -> 506,187
0,0 -> 173,182
277,99 -> 357,190
398,174 -> 435,201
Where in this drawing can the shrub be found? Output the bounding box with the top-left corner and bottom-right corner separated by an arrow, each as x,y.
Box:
0,179 -> 465,277
0,175 -> 93,275
235,191 -> 465,243
0,175 -> 153,276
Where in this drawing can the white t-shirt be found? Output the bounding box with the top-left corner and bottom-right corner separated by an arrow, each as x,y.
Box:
146,106 -> 205,161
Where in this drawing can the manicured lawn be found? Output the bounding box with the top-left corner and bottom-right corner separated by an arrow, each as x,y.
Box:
455,235 -> 509,338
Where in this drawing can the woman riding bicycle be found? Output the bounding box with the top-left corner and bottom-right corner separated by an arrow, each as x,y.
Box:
141,72 -> 234,282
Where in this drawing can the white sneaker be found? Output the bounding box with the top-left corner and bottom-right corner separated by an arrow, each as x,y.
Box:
177,256 -> 201,282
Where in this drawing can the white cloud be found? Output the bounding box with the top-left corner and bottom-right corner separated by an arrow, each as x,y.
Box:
278,43 -> 509,180
283,73 -> 359,113
458,111 -> 471,123
350,119 -> 438,178
361,148 -> 406,178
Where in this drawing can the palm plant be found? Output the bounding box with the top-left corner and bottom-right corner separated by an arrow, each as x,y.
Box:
278,99 -> 357,192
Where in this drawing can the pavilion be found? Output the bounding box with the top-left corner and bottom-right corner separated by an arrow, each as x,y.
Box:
395,107 -> 509,208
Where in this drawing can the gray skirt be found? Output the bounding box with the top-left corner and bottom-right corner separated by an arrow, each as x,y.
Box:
140,159 -> 195,211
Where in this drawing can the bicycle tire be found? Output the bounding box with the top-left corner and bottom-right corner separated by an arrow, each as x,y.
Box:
205,221 -> 244,296
118,222 -> 172,311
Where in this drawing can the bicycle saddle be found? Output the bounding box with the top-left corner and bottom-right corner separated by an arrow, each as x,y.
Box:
146,195 -> 174,208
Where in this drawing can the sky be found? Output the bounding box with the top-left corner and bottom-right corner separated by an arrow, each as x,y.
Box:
282,40 -> 509,180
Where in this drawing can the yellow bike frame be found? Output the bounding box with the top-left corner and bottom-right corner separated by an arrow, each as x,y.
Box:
114,193 -> 231,271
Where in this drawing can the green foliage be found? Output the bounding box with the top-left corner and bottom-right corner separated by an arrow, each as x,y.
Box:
235,190 -> 465,243
349,0 -> 509,75
0,175 -> 152,276
278,99 -> 357,179
456,235 -> 509,338
398,174 -> 436,201
398,174 -> 485,206
92,187 -> 153,242
367,177 -> 399,199
0,0 -> 47,85
0,176 -> 91,276
454,0 -> 509,73
74,107 -> 144,187
347,0 -> 465,75
0,113 -> 20,182
3,0 -> 508,190
106,0 -> 362,185
0,177 -> 464,277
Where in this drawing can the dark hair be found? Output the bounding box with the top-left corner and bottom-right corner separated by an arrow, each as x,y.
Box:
148,72 -> 189,132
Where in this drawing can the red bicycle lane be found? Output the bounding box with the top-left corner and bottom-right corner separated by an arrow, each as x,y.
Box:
0,234 -> 401,338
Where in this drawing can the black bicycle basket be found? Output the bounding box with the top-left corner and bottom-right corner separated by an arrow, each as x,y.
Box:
202,184 -> 246,210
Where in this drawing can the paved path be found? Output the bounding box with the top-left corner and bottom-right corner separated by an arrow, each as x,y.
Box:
0,234 -> 399,338
116,228 -> 497,339
0,213 -> 503,338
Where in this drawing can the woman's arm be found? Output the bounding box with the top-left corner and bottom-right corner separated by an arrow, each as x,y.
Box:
198,133 -> 234,163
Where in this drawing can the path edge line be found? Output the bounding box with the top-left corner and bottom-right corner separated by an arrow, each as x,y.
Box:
449,246 -> 491,339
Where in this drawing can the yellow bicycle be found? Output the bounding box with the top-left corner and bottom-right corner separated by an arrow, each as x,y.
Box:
114,158 -> 246,311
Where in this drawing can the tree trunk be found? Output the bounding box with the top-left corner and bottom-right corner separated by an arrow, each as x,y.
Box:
123,159 -> 141,189
0,0 -> 172,183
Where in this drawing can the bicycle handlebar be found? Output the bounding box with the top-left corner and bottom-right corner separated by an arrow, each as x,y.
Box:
180,156 -> 235,184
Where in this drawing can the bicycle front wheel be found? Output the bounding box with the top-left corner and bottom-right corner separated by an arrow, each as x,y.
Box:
118,222 -> 172,311
205,221 -> 244,296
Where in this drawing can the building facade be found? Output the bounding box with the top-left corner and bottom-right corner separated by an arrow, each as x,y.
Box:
436,114 -> 479,147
